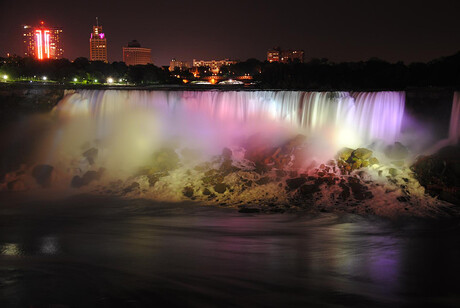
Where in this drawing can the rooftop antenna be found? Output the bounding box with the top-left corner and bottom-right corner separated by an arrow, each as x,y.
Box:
96,17 -> 99,27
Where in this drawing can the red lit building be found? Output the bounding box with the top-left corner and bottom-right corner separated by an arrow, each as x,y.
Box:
23,21 -> 63,60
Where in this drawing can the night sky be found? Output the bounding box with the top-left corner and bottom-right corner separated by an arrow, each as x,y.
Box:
0,0 -> 459,66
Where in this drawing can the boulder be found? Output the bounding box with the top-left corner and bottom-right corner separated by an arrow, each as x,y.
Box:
352,148 -> 373,160
221,147 -> 232,161
337,147 -> 354,161
32,164 -> 53,187
150,148 -> 180,173
411,145 -> 460,203
286,177 -> 307,190
123,182 -> 140,194
83,147 -> 98,165
182,186 -> 194,198
213,183 -> 227,194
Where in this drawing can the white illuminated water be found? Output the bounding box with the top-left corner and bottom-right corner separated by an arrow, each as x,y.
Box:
54,90 -> 405,149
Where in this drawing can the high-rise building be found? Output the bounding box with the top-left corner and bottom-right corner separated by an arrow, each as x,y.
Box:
22,21 -> 63,60
89,19 -> 107,62
267,47 -> 304,63
122,40 -> 152,66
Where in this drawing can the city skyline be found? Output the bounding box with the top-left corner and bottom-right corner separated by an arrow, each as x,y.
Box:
1,0 -> 460,66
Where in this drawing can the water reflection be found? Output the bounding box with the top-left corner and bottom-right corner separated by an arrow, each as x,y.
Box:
0,196 -> 459,307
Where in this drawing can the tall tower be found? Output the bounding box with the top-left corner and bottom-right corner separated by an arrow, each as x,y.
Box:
89,18 -> 107,62
22,21 -> 63,60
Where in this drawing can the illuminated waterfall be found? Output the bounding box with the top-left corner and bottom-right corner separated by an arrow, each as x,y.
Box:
448,92 -> 460,144
55,90 -> 405,148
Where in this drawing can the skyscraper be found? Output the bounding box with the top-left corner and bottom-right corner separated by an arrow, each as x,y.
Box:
89,18 -> 107,62
22,21 -> 63,60
122,40 -> 152,66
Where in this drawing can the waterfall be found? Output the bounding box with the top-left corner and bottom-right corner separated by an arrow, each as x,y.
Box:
448,92 -> 460,144
55,90 -> 405,148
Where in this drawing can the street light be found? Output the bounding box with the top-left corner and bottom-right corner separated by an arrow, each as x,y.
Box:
42,76 -> 47,81
94,79 -> 98,83
107,77 -> 114,84
2,75 -> 7,81
73,78 -> 78,82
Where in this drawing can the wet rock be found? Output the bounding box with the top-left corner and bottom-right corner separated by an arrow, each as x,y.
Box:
385,142 -> 409,160
397,196 -> 410,202
286,177 -> 307,190
70,176 -> 83,188
338,181 -> 351,200
298,184 -> 320,197
149,147 -> 180,173
124,182 -> 140,194
182,186 -> 194,198
83,147 -> 98,165
352,148 -> 373,160
368,157 -> 379,165
255,176 -> 270,185
71,169 -> 103,188
337,147 -> 354,161
82,170 -> 101,185
32,164 -> 54,187
222,147 -> 232,161
347,179 -> 373,200
213,183 -> 227,194
388,168 -> 399,177
411,145 -> 460,203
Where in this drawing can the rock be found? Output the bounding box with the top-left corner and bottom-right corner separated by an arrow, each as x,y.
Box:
368,157 -> 379,165
32,164 -> 54,187
411,145 -> 460,203
82,170 -> 101,185
298,184 -> 320,197
286,177 -> 307,190
182,186 -> 194,198
337,147 -> 354,161
202,188 -> 211,195
83,147 -> 98,165
385,142 -> 409,160
70,176 -> 83,188
352,148 -> 373,160
222,147 -> 232,161
123,182 -> 140,194
255,176 -> 270,185
348,181 -> 373,200
388,168 -> 399,177
338,181 -> 351,200
213,183 -> 227,194
71,169 -> 103,188
150,148 -> 180,173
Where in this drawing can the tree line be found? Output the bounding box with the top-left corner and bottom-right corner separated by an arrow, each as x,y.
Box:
1,52 -> 459,89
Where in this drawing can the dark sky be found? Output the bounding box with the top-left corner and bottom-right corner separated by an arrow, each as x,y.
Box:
1,0 -> 459,66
